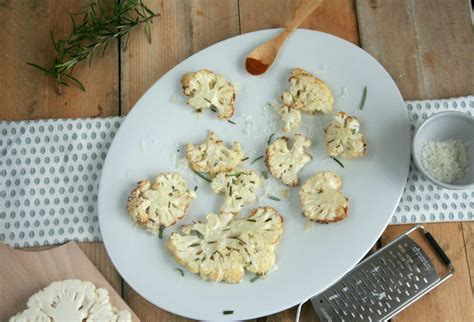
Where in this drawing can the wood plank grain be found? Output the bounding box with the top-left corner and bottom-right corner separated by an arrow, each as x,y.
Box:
0,0 -> 119,121
381,224 -> 474,321
120,1 -> 240,319
120,0 -> 240,114
462,222 -> 474,294
356,0 -> 474,100
239,0 -> 359,44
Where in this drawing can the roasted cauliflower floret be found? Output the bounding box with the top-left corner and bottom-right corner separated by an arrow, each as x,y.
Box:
324,112 -> 366,159
211,169 -> 260,213
167,207 -> 284,283
186,130 -> 244,175
300,171 -> 348,223
274,104 -> 301,132
265,134 -> 312,186
127,173 -> 196,232
282,68 -> 334,114
9,279 -> 131,322
181,69 -> 236,119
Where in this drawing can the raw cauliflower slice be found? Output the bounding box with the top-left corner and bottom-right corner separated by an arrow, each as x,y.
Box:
325,112 -> 366,158
211,169 -> 260,213
9,279 -> 131,322
265,134 -> 312,186
282,68 -> 334,114
127,173 -> 196,232
181,69 -> 236,119
300,171 -> 348,223
186,130 -> 244,175
167,206 -> 284,283
273,104 -> 301,132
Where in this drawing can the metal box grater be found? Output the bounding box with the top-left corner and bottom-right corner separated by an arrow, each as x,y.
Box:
309,225 -> 454,321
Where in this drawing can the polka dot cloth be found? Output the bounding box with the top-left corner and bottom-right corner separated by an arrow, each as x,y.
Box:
0,117 -> 122,248
0,97 -> 473,248
392,96 -> 474,224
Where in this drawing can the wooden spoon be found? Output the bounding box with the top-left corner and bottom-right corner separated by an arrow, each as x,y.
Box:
245,0 -> 323,75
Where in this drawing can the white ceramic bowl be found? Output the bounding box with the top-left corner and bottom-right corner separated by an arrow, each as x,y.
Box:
412,111 -> 474,189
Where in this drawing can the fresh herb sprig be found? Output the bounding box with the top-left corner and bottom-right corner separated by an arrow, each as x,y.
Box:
359,86 -> 368,110
28,0 -> 158,94
331,157 -> 344,168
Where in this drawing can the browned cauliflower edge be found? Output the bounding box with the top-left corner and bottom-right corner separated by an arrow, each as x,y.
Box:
166,206 -> 284,283
181,69 -> 236,119
185,130 -> 245,175
300,171 -> 348,224
127,173 -> 196,232
282,68 -> 334,114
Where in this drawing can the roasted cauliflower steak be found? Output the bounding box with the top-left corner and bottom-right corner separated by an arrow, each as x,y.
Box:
9,279 -> 131,322
325,112 -> 366,159
186,130 -> 244,175
127,173 -> 196,232
282,68 -> 334,114
181,69 -> 236,119
265,134 -> 312,186
167,207 -> 284,283
211,169 -> 261,213
300,171 -> 348,223
274,104 -> 301,132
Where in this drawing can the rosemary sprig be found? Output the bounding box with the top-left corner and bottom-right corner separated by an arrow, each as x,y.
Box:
223,310 -> 234,315
250,273 -> 263,282
268,195 -> 281,201
158,225 -> 164,239
241,157 -> 249,162
267,133 -> 275,144
251,155 -> 264,164
331,157 -> 344,168
261,170 -> 268,179
28,0 -> 158,94
227,120 -> 236,125
359,86 -> 368,110
192,170 -> 212,183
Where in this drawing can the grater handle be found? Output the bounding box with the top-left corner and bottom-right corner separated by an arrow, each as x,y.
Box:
424,231 -> 452,267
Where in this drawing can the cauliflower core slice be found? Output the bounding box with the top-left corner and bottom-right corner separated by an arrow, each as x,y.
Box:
211,169 -> 261,213
265,134 -> 312,186
186,130 -> 244,175
181,69 -> 235,119
282,68 -> 334,114
167,206 -> 284,283
325,112 -> 366,159
127,173 -> 196,231
300,171 -> 348,223
9,279 -> 131,322
274,104 -> 301,132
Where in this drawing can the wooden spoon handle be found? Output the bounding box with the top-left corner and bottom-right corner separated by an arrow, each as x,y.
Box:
286,0 -> 323,32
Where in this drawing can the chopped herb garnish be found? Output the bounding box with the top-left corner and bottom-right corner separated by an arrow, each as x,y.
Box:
235,196 -> 242,200
247,219 -> 257,222
359,86 -> 368,110
241,157 -> 249,162
177,149 -> 180,152
227,120 -> 236,125
175,268 -> 184,277
210,106 -> 218,113
223,310 -> 234,315
149,218 -> 156,223
158,226 -> 164,239
191,229 -> 204,239
265,218 -> 272,222
261,170 -> 268,179
208,241 -> 217,244
251,155 -> 264,164
192,170 -> 212,182
267,133 -> 275,144
225,172 -> 244,177
204,98 -> 212,103
250,273 -> 263,282
229,185 -> 233,196
331,157 -> 344,168
189,243 -> 200,247
194,186 -> 198,191
268,195 -> 281,201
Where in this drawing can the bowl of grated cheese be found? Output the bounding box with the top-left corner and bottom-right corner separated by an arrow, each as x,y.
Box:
412,111 -> 474,189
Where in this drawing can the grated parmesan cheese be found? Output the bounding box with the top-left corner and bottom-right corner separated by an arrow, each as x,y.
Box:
421,139 -> 468,184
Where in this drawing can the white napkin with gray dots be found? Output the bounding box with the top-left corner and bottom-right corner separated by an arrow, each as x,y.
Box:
1,97 -> 473,248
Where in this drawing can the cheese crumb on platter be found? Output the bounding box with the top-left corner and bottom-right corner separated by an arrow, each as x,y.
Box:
421,138 -> 468,184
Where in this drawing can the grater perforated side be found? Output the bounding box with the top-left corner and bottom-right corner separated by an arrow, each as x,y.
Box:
310,225 -> 454,321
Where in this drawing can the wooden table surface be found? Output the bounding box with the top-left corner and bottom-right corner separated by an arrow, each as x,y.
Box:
1,0 -> 473,321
